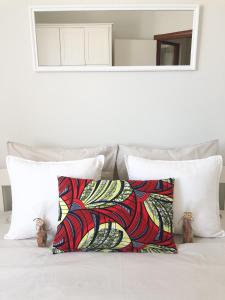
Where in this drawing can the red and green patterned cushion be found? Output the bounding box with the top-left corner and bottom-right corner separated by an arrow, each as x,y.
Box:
52,177 -> 177,254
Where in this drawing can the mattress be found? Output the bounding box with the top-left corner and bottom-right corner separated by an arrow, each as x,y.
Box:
0,211 -> 225,300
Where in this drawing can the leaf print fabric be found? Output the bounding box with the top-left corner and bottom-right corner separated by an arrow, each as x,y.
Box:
52,178 -> 177,254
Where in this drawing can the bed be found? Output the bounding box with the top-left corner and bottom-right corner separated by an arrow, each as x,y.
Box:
0,210 -> 225,300
0,169 -> 225,300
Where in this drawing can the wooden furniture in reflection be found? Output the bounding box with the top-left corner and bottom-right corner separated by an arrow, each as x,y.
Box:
154,30 -> 192,66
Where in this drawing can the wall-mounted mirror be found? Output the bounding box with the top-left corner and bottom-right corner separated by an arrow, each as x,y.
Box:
30,4 -> 200,71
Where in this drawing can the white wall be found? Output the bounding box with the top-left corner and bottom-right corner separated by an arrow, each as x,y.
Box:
35,10 -> 193,40
0,0 -> 225,169
36,10 -> 156,39
153,11 -> 193,35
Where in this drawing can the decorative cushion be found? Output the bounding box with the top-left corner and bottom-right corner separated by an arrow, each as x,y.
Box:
126,155 -> 225,238
117,140 -> 219,179
7,141 -> 117,179
5,155 -> 104,240
52,177 -> 177,254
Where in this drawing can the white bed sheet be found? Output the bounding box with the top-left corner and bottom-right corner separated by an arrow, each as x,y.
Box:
0,211 -> 225,300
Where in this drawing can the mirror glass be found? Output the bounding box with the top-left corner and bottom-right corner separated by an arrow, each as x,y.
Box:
33,8 -> 197,70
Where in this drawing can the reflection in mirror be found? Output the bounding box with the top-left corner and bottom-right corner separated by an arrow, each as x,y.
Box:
32,7 -> 198,70
154,30 -> 192,65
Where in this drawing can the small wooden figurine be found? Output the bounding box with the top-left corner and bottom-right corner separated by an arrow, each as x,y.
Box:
33,218 -> 47,247
183,212 -> 193,243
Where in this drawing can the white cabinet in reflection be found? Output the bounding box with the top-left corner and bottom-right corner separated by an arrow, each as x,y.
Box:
36,24 -> 112,66
85,27 -> 112,65
60,27 -> 85,66
36,27 -> 61,66
114,39 -> 157,66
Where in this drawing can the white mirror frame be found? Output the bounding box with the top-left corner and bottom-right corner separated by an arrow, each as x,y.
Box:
29,4 -> 200,72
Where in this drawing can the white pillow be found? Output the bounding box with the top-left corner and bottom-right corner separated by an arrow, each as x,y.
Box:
5,155 -> 104,240
117,140 -> 219,179
126,155 -> 225,238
